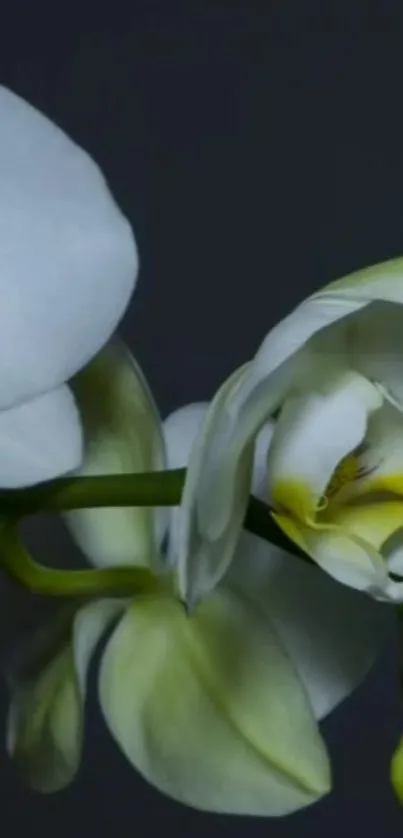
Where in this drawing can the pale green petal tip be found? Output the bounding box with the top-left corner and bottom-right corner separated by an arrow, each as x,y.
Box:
8,646 -> 82,793
317,254 -> 403,296
391,737 -> 403,804
6,600 -> 117,793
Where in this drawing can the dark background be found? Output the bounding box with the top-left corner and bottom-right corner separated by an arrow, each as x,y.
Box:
0,0 -> 402,835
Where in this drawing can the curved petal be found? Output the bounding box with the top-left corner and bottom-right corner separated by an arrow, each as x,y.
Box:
7,600 -> 121,792
65,342 -> 165,569
0,384 -> 82,488
0,86 -> 137,410
163,403 -> 208,570
267,370 -> 382,522
174,366 -> 256,608
229,533 -> 393,720
99,591 -> 330,816
163,403 -> 275,575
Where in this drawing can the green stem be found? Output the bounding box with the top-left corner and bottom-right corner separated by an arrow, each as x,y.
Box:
0,469 -> 305,558
0,470 -> 309,599
0,470 -> 185,514
0,526 -> 159,598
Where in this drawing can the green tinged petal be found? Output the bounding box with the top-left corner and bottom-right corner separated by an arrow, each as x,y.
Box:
66,341 -> 166,570
320,255 -> 403,300
7,600 -> 121,792
99,590 -> 331,816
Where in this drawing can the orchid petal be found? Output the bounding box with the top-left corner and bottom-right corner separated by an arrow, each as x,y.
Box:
164,403 -> 209,469
0,86 -> 137,409
0,385 -> 82,488
175,366 -> 255,608
7,600 -> 120,792
99,590 -> 330,816
163,403 -> 276,574
229,533 -> 392,720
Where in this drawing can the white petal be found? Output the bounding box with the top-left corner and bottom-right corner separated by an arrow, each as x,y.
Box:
248,298 -> 363,407
99,591 -> 330,816
0,385 -> 82,488
163,403 -> 209,469
0,87 -> 137,409
174,366 -> 255,607
7,599 -> 120,792
229,533 -> 392,720
66,342 -> 165,569
267,369 -> 382,522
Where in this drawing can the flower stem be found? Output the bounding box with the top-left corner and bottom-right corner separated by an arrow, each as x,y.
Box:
0,525 -> 159,598
0,470 -> 309,599
0,471 -> 184,514
0,469 -> 307,560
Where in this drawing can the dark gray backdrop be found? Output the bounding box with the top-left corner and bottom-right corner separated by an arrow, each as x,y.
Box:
0,2 -> 402,835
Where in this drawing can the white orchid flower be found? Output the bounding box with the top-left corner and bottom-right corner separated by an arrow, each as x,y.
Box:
5,344 -> 392,817
0,86 -> 137,487
176,257 -> 403,606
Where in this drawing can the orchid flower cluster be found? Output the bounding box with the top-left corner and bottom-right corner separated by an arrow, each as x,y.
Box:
0,84 -> 403,818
